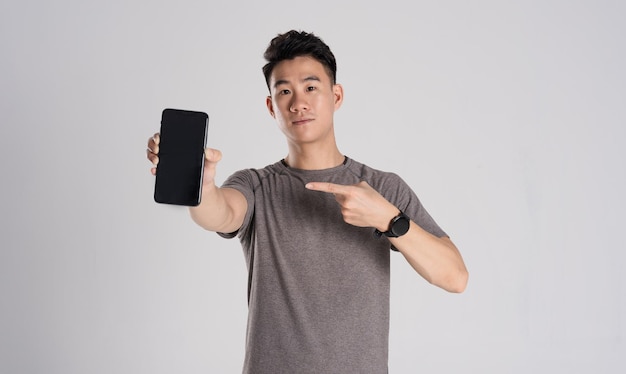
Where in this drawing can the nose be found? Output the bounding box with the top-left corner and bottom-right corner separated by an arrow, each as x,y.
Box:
289,92 -> 309,112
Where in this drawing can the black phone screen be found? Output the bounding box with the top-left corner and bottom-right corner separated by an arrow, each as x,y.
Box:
154,108 -> 208,206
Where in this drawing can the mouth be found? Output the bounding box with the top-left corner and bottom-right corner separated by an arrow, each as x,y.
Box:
292,118 -> 313,126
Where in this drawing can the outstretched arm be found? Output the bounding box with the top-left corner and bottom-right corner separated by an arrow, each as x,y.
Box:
147,133 -> 247,233
305,181 -> 468,293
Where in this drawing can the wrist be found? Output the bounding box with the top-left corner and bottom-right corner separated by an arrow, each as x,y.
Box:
376,203 -> 401,230
202,180 -> 218,192
374,210 -> 411,239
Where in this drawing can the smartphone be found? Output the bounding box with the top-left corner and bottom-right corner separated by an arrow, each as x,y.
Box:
154,108 -> 209,206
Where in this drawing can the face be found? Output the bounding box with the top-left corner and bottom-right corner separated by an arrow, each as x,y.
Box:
266,56 -> 343,147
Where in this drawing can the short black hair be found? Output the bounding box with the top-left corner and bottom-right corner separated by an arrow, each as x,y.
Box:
262,30 -> 337,91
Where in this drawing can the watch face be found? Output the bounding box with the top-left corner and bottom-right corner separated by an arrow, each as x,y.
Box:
392,216 -> 410,237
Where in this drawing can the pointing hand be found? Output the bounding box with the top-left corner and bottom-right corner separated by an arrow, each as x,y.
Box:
305,181 -> 399,231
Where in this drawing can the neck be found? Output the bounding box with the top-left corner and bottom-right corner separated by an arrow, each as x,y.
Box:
283,143 -> 344,170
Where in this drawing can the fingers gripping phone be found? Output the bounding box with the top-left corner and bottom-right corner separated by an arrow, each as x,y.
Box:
154,108 -> 209,206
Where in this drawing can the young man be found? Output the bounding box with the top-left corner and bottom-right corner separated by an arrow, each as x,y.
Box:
147,30 -> 468,374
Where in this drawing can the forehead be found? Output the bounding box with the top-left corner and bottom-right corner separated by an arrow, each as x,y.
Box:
269,56 -> 331,85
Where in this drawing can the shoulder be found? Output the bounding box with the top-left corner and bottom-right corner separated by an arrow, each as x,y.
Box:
222,161 -> 284,189
228,161 -> 284,179
346,158 -> 406,188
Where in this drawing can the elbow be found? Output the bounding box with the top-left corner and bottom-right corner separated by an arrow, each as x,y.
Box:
447,268 -> 469,293
433,267 -> 469,294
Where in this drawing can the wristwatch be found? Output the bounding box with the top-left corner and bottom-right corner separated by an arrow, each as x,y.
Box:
374,211 -> 411,238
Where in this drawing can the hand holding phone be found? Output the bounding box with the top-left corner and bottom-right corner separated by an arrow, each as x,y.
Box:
153,108 -> 209,206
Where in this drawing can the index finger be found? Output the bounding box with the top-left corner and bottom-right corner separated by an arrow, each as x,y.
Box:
305,182 -> 349,195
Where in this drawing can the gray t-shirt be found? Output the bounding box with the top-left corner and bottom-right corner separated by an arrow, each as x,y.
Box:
219,157 -> 446,374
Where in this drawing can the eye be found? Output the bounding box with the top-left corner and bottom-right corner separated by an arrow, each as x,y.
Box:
306,86 -> 317,92
278,89 -> 291,95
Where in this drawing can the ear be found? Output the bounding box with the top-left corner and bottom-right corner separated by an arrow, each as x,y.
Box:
333,84 -> 344,111
266,96 -> 276,118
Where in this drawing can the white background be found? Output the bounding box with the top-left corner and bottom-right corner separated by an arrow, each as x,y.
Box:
1,0 -> 624,373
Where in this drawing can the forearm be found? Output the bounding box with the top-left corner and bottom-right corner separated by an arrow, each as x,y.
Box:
390,222 -> 468,293
304,180 -> 468,292
189,183 -> 245,233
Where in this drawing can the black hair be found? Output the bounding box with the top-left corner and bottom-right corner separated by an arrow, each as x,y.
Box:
262,30 -> 337,91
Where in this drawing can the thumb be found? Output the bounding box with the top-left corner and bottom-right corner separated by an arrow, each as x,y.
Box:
204,148 -> 223,164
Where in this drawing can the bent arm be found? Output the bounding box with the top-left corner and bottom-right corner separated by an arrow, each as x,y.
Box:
389,223 -> 468,293
304,180 -> 468,293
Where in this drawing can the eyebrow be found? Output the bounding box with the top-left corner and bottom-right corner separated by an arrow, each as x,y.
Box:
273,75 -> 321,89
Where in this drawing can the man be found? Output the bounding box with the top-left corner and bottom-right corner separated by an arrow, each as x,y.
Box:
147,30 -> 468,374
